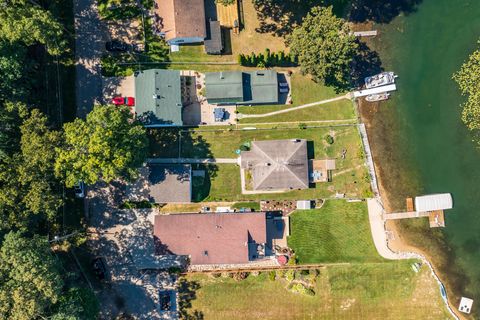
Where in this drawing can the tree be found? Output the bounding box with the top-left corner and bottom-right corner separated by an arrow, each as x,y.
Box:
0,41 -> 28,101
453,45 -> 480,130
0,107 -> 63,230
0,0 -> 66,55
55,105 -> 149,187
287,6 -> 358,90
215,0 -> 235,6
0,232 -> 63,319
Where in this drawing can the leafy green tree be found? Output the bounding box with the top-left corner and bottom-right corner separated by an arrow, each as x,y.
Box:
0,107 -> 62,230
0,232 -> 63,319
453,45 -> 480,130
0,42 -> 28,101
215,0 -> 235,6
55,105 -> 149,187
287,6 -> 358,90
0,0 -> 66,55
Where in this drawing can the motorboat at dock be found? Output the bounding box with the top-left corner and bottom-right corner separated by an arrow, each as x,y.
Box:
365,72 -> 397,89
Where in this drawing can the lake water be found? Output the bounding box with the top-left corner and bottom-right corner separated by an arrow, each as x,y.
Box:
365,0 -> 480,311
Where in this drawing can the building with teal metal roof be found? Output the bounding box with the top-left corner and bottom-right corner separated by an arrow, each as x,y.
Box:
205,70 -> 278,105
134,69 -> 183,126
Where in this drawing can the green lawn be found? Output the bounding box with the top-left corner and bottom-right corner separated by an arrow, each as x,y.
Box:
183,262 -> 450,320
237,74 -> 355,123
169,44 -> 236,63
288,200 -> 384,263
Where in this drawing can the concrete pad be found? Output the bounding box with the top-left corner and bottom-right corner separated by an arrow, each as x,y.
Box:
103,75 -> 135,100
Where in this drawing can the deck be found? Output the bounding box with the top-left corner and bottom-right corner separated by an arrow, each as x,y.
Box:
406,197 -> 414,211
217,0 -> 239,31
429,210 -> 445,228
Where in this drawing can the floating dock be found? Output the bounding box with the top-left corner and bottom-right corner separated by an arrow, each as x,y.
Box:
353,30 -> 378,37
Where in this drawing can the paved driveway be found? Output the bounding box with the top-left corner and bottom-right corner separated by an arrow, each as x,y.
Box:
74,0 -> 109,118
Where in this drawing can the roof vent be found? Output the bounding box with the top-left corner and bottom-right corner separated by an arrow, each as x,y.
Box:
219,72 -> 224,79
203,250 -> 208,256
256,71 -> 264,76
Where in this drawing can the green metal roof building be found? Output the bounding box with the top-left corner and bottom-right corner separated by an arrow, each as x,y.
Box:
205,70 -> 278,105
134,69 -> 183,126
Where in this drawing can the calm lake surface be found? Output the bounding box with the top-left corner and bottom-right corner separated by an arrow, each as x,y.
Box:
368,0 -> 480,304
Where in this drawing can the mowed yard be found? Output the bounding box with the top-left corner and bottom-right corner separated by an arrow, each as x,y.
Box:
238,73 -> 355,124
288,200 -> 383,263
182,262 -> 450,320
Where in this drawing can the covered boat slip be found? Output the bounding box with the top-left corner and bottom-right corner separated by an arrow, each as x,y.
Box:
414,193 -> 453,212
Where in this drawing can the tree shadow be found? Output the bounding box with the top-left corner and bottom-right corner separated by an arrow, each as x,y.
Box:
348,0 -> 422,23
350,41 -> 383,88
252,0 -> 348,37
178,278 -> 203,320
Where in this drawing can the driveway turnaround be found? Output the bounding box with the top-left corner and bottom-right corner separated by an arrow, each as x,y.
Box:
74,0 -> 109,118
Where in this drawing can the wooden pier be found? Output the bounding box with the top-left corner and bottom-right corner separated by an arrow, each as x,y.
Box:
383,197 -> 445,228
353,30 -> 378,37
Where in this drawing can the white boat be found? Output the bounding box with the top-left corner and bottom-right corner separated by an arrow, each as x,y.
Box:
365,72 -> 397,89
365,92 -> 390,102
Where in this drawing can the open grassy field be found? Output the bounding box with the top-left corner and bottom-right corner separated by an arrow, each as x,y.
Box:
288,200 -> 384,263
238,73 -> 356,123
182,262 -> 450,320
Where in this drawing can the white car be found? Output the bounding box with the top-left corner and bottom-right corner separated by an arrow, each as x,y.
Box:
74,181 -> 85,198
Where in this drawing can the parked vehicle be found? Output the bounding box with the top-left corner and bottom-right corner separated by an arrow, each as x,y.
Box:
74,181 -> 85,198
214,107 -> 225,122
106,40 -> 129,52
91,257 -> 107,280
112,96 -> 135,106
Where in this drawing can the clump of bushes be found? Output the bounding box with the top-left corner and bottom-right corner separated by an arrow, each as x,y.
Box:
238,49 -> 297,68
325,134 -> 334,145
232,272 -> 249,281
285,270 -> 295,282
288,283 -> 315,296
268,271 -> 276,281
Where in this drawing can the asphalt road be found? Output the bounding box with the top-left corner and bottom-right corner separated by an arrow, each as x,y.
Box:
74,0 -> 108,118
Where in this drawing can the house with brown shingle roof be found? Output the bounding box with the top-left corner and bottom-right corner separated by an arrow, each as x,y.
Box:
240,139 -> 310,191
156,0 -> 207,44
154,212 -> 269,265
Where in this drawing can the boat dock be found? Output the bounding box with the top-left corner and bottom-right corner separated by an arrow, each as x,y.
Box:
353,84 -> 397,98
353,30 -> 378,37
383,195 -> 450,228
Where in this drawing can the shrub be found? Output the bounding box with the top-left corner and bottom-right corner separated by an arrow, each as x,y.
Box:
233,272 -> 249,281
285,270 -> 295,282
290,283 -> 315,296
210,273 -> 222,278
268,271 -> 276,281
298,123 -> 307,130
287,254 -> 298,266
276,270 -> 286,278
325,134 -> 334,145
238,50 -> 297,67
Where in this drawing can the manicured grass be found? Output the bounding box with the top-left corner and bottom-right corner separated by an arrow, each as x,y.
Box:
288,200 -> 384,263
183,262 -> 450,320
231,201 -> 260,211
238,74 -> 355,123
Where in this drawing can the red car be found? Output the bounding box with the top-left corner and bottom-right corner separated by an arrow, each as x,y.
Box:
112,96 -> 135,106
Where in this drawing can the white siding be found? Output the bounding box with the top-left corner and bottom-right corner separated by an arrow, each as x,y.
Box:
415,193 -> 453,212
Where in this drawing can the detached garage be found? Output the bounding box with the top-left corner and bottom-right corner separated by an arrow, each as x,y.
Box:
414,193 -> 453,212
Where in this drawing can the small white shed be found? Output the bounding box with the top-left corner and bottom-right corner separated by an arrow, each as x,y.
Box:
414,193 -> 453,212
296,200 -> 312,210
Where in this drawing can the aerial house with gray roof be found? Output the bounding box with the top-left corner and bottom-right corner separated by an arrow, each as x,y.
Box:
134,69 -> 184,127
240,139 -> 309,191
205,70 -> 279,105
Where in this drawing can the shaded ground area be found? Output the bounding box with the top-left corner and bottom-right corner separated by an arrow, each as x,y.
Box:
184,262 -> 450,319
288,200 -> 384,263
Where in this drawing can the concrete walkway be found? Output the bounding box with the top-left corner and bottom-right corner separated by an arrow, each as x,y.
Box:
239,94 -> 350,119
147,158 -> 239,164
74,0 -> 109,118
